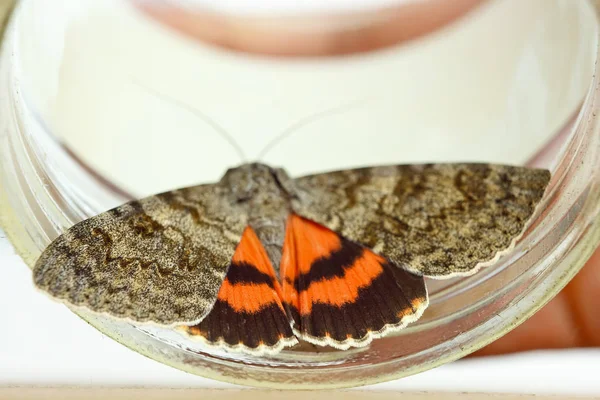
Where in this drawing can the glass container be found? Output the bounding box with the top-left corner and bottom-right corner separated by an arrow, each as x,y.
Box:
1,0 -> 599,389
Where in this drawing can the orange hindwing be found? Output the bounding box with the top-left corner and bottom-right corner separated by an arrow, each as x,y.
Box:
180,227 -> 297,354
281,214 -> 428,349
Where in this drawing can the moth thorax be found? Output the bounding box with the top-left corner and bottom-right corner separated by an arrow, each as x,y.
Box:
221,162 -> 293,204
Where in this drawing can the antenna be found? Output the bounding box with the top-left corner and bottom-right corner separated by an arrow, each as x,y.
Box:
257,99 -> 367,160
131,78 -> 367,163
130,79 -> 247,162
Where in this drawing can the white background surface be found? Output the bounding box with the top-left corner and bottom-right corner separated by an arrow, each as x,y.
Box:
2,227 -> 600,395
19,0 -> 597,198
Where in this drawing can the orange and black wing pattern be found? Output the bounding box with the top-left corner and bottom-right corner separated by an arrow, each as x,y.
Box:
180,215 -> 427,353
281,214 -> 428,349
179,227 -> 298,355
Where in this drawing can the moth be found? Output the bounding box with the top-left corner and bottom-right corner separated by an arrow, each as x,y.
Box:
33,162 -> 550,355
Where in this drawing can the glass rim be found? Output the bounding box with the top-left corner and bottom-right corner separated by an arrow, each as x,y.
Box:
1,0 -> 599,389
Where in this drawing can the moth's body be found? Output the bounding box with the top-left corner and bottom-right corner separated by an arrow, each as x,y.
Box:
33,161 -> 551,355
220,163 -> 295,271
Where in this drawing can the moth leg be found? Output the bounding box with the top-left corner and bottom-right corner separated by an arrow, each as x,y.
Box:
281,214 -> 428,350
179,227 -> 298,355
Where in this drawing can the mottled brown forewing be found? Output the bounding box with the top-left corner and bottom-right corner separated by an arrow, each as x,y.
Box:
291,164 -> 551,278
33,183 -> 247,326
33,162 -> 551,329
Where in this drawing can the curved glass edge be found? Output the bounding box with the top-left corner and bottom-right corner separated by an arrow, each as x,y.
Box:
3,177 -> 599,390
1,0 -> 600,390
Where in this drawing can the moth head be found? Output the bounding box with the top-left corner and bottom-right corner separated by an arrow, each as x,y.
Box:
220,162 -> 293,203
